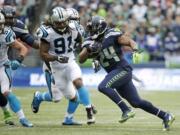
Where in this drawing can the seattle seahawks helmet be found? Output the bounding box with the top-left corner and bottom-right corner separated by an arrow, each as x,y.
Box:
86,16 -> 107,40
51,7 -> 69,32
0,12 -> 5,33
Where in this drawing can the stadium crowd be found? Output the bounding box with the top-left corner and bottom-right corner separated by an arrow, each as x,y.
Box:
1,0 -> 180,64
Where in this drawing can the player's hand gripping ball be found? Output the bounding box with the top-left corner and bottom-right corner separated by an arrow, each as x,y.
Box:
87,41 -> 101,58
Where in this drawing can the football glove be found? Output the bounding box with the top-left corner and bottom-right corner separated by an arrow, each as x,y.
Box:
132,52 -> 141,64
11,60 -> 21,70
57,56 -> 69,63
92,59 -> 101,73
86,42 -> 101,56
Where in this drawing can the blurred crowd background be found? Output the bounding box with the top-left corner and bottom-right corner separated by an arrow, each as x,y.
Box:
1,0 -> 180,67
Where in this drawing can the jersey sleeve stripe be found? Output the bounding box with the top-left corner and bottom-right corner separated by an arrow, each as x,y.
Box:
105,32 -> 122,39
5,30 -> 14,43
12,26 -> 29,34
40,27 -> 48,38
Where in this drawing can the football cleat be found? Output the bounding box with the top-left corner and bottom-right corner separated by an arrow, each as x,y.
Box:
119,109 -> 135,123
62,117 -> 82,126
4,110 -> 14,125
19,118 -> 33,127
31,91 -> 41,113
86,107 -> 95,125
162,113 -> 175,131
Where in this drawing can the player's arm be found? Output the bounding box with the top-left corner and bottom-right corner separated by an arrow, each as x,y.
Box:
8,40 -> 28,70
117,34 -> 138,51
40,39 -> 68,63
40,39 -> 57,62
11,40 -> 28,61
15,21 -> 40,49
79,47 -> 89,63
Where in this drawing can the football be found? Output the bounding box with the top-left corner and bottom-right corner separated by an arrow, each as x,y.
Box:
87,41 -> 101,58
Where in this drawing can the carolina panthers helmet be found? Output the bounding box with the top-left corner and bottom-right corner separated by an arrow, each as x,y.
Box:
66,8 -> 80,22
1,5 -> 16,25
51,7 -> 69,32
0,12 -> 5,33
86,16 -> 107,40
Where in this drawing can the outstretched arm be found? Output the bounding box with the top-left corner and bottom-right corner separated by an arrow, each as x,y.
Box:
118,34 -> 138,51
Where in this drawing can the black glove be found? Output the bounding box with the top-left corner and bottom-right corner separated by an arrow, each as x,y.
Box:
86,42 -> 101,56
57,56 -> 69,63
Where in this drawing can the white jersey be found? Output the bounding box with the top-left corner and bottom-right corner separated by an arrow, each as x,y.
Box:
37,25 -> 81,69
0,27 -> 16,67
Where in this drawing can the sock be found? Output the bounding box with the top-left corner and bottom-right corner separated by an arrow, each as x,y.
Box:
156,109 -> 167,120
99,87 -> 129,113
6,92 -> 21,113
67,92 -> 80,114
16,109 -> 25,119
37,92 -> 52,102
77,86 -> 91,107
45,70 -> 53,98
67,100 -> 79,115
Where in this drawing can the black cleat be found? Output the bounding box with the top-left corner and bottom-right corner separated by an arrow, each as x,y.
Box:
86,107 -> 95,125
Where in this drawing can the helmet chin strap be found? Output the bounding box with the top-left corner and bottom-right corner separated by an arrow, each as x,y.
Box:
58,27 -> 67,32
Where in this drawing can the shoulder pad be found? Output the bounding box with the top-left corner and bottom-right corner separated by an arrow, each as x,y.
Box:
36,25 -> 49,39
4,27 -> 16,44
104,28 -> 123,39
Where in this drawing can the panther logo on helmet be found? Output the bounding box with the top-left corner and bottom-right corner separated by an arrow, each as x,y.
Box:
51,7 -> 69,32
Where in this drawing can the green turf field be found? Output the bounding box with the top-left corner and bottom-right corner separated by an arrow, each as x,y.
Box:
0,89 -> 179,135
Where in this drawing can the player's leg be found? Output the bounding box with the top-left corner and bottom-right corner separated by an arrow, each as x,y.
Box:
59,78 -> 81,125
98,67 -> 135,122
68,62 -> 95,124
1,65 -> 33,127
31,70 -> 53,113
0,90 -> 14,125
119,80 -> 175,130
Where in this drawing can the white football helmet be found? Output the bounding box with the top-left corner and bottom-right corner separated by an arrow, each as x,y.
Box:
0,12 -> 5,33
51,7 -> 69,32
66,8 -> 80,22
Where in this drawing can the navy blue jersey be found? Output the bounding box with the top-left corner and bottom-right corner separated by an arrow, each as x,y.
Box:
11,19 -> 35,46
83,28 -> 131,73
98,28 -> 131,72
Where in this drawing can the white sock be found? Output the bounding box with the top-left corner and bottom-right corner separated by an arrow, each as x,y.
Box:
1,105 -> 9,111
16,109 -> 25,119
85,104 -> 92,108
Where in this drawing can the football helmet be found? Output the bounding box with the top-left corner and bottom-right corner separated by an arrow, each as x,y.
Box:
0,12 -> 5,33
51,7 -> 69,32
86,16 -> 107,40
66,8 -> 80,23
1,5 -> 16,26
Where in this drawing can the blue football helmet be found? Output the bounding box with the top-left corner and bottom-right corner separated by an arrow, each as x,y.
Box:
86,16 -> 107,40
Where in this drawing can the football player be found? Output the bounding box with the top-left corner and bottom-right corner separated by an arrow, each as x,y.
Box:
0,12 -> 33,127
32,7 -> 95,125
0,5 -> 40,125
79,16 -> 175,131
